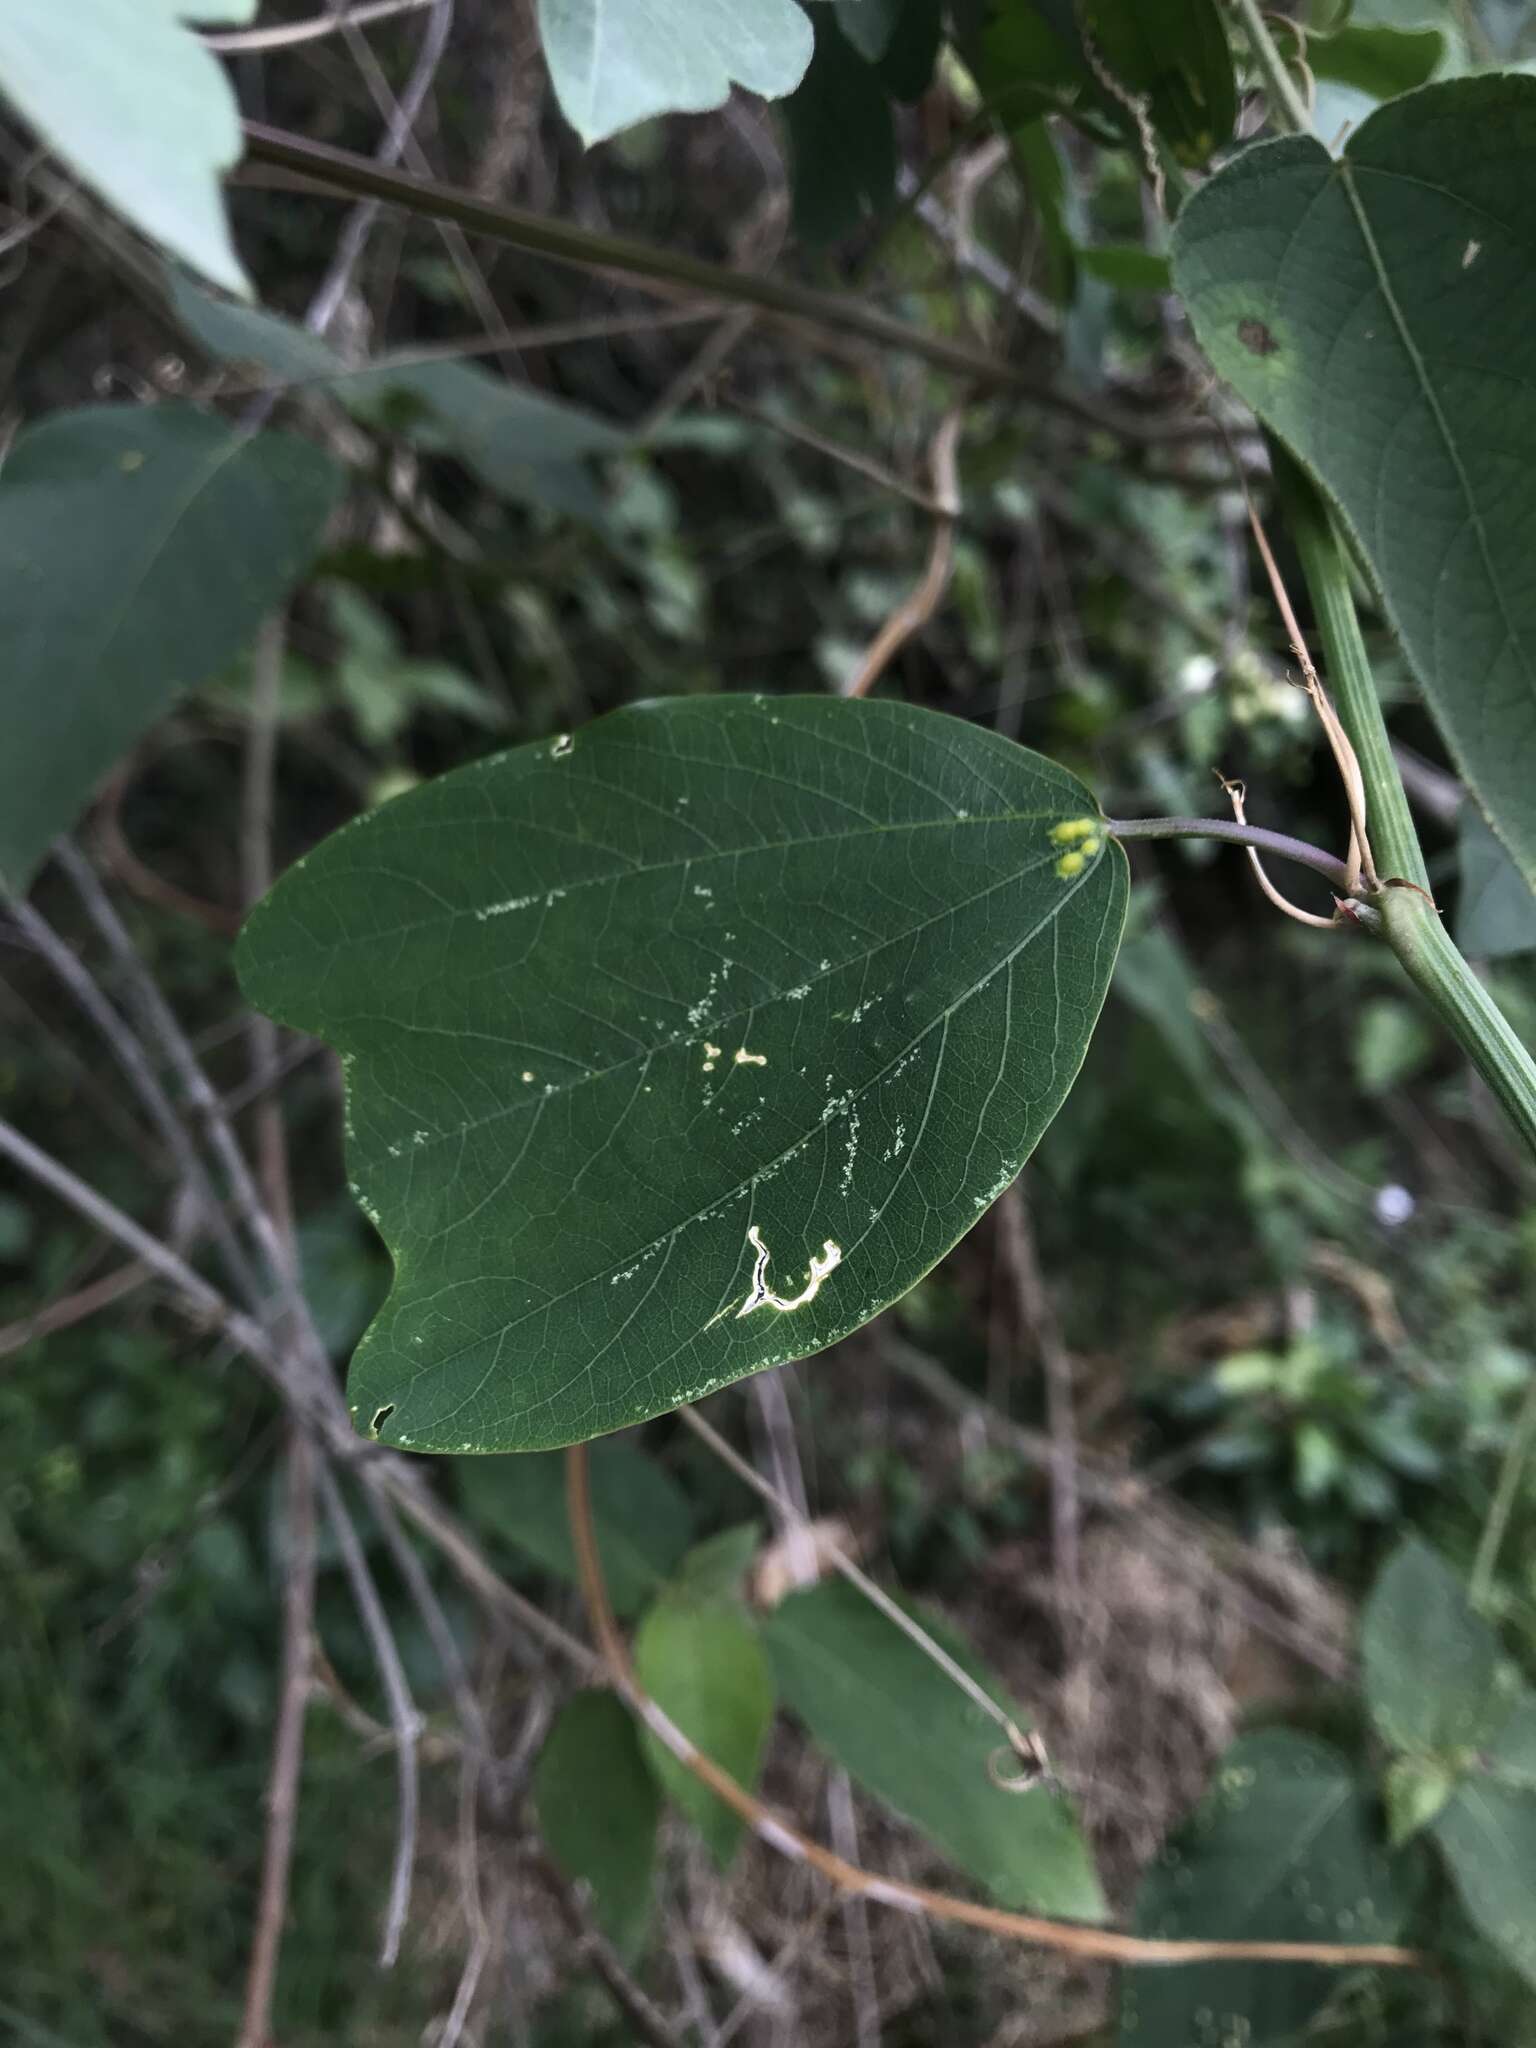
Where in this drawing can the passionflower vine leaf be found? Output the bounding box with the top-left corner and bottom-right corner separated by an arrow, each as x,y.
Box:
237,696 -> 1126,1452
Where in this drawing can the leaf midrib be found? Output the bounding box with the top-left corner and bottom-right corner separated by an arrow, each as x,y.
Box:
257,804 -> 1076,976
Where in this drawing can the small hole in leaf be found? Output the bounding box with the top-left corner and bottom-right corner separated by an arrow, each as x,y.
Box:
1237,318 -> 1279,357
370,1404 -> 396,1438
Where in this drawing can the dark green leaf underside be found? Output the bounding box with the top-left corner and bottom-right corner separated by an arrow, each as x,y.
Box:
1172,75 -> 1536,888
237,697 -> 1126,1452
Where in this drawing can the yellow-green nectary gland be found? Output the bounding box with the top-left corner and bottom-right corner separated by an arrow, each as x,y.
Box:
1051,818 -> 1102,879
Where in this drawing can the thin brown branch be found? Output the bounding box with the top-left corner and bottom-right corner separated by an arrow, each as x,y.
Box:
844,408 -> 964,698
203,0 -> 437,52
237,1430 -> 319,2048
564,1444 -> 1415,1969
316,1462 -> 421,1968
8,891 -> 262,1301
542,1860 -> 689,2048
0,1257 -> 150,1359
242,614 -> 294,1242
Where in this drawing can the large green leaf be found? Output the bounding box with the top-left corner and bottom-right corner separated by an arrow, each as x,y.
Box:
761,1578 -> 1106,1919
1120,1732 -> 1408,2048
538,0 -> 814,146
1360,1537 -> 1504,1758
454,1437 -> 693,1618
237,698 -> 1126,1452
1432,1695 -> 1536,1990
534,1689 -> 660,1958
633,1593 -> 774,1867
0,0 -> 250,295
1171,76 -> 1536,889
0,405 -> 340,894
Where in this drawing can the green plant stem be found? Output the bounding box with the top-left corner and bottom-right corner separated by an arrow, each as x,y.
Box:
1273,462 -> 1536,1158
1106,815 -> 1353,891
1228,0 -> 1313,135
237,123 -> 1210,446
1274,454 -> 1431,893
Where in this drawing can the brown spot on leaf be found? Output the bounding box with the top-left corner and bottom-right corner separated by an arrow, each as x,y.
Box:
1237,318 -> 1279,357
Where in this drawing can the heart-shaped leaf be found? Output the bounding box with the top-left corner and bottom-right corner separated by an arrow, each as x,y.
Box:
1172,75 -> 1536,888
237,697 -> 1126,1452
0,405 -> 340,893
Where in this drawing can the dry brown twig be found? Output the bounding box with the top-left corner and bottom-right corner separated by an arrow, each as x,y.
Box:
843,407 -> 965,699
236,1430 -> 318,2048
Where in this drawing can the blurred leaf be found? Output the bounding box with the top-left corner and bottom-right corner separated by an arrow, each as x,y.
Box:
1293,1420 -> 1343,1499
534,1690 -> 659,1958
634,1594 -> 774,1867
165,270 -> 339,381
237,699 -> 1126,1452
761,1578 -> 1107,1918
538,0 -> 813,145
325,586 -> 502,744
1120,1732 -> 1408,2048
1009,119 -> 1077,305
0,0 -> 250,295
1432,1696 -> 1536,1990
1353,997 -> 1435,1096
0,405 -> 340,892
968,0 -> 1095,127
1077,242 -> 1172,292
455,1440 -> 693,1619
297,1202 -> 390,1358
1113,924 -> 1266,1154
1384,1755 -> 1454,1845
1458,804 -> 1536,959
868,0 -> 942,99
343,358 -> 626,521
1172,76 -> 1536,890
1080,0 -> 1237,161
1310,22 -> 1446,97
669,1523 -> 763,1603
167,272 -> 625,519
1361,1537 -> 1504,1757
835,0 -> 902,62
782,13 -> 896,243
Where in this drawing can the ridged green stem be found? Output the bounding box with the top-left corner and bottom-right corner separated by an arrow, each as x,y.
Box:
1272,460 -> 1536,1159
1274,453 -> 1430,892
